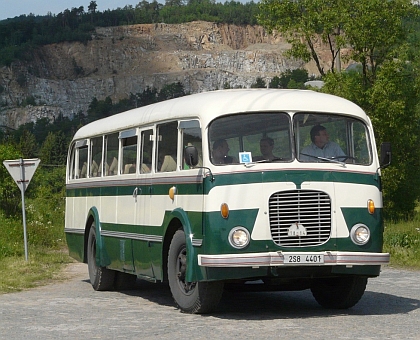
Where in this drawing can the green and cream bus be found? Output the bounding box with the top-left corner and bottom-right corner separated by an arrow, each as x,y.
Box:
65,89 -> 391,313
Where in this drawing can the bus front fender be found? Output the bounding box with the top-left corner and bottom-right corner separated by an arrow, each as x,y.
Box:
170,208 -> 201,282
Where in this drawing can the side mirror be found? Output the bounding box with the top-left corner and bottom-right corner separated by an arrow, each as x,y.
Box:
380,142 -> 391,168
184,145 -> 199,167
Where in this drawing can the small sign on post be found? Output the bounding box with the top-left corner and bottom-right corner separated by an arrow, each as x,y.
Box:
3,158 -> 40,261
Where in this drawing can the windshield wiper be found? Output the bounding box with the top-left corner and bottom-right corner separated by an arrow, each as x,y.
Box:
257,157 -> 284,163
244,157 -> 285,167
300,153 -> 346,166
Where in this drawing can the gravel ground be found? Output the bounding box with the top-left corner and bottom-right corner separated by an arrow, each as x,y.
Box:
0,264 -> 419,340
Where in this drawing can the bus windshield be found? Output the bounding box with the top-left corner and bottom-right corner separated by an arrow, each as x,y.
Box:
294,113 -> 372,165
208,112 -> 292,165
208,111 -> 372,166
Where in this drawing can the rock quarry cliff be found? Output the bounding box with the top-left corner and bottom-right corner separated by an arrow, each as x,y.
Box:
0,21 -> 331,129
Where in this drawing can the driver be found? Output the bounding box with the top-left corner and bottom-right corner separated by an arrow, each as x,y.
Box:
300,125 -> 345,162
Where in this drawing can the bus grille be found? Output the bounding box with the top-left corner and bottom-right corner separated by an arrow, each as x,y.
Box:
269,190 -> 331,247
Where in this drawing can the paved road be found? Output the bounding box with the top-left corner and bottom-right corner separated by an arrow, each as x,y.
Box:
0,264 -> 419,340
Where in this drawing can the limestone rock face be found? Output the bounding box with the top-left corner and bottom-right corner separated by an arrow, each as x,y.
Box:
0,21 -> 323,129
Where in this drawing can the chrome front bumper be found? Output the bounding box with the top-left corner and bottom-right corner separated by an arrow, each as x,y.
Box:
198,251 -> 390,267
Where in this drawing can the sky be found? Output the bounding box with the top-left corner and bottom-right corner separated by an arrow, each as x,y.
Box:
1,0 -> 254,21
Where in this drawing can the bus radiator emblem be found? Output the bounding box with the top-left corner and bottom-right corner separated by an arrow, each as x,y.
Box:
288,223 -> 307,237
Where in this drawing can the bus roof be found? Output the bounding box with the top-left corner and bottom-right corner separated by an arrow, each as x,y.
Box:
72,89 -> 367,140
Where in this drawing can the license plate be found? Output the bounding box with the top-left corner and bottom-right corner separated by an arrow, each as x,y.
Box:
284,253 -> 324,264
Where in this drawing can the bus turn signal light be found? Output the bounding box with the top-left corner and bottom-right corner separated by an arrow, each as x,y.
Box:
367,199 -> 375,214
221,203 -> 229,219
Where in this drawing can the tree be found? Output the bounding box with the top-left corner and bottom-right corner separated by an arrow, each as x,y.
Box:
268,76 -> 281,89
39,131 -> 68,166
258,0 -> 417,83
343,0 -> 417,85
87,96 -> 113,122
18,130 -> 37,158
367,53 -> 420,220
88,1 -> 97,14
88,1 -> 97,23
258,0 -> 346,77
251,77 -> 266,88
322,48 -> 420,220
158,82 -> 186,101
269,69 -> 308,89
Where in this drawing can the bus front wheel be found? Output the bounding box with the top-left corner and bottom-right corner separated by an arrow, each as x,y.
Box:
310,276 -> 367,309
168,230 -> 224,314
87,224 -> 115,291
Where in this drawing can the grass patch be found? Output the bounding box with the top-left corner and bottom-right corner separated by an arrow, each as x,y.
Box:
384,217 -> 420,269
0,170 -> 74,294
0,248 -> 73,294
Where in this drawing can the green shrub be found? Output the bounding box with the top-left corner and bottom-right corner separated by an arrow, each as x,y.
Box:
384,217 -> 420,269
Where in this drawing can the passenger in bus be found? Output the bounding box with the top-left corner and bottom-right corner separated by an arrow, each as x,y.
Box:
253,137 -> 277,161
300,125 -> 345,161
212,139 -> 235,164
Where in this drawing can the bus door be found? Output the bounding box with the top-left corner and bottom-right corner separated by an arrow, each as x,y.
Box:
133,127 -> 155,278
179,119 -> 205,237
136,128 -> 154,226
112,129 -> 137,272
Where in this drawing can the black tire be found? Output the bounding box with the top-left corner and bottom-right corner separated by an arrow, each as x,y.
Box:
168,230 -> 224,314
87,224 -> 115,291
311,276 -> 368,309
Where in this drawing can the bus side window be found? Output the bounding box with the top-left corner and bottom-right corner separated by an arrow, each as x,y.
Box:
121,135 -> 137,174
182,126 -> 202,169
105,133 -> 119,176
157,121 -> 178,172
69,144 -> 77,180
90,136 -> 103,177
140,129 -> 153,174
78,146 -> 88,178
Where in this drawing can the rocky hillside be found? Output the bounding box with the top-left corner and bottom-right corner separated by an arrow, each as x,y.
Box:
0,21 -> 328,129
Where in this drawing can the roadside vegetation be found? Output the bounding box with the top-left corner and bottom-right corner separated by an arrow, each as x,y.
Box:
0,165 -> 71,294
384,217 -> 420,270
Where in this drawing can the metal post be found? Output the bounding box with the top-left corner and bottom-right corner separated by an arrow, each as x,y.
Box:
19,158 -> 29,261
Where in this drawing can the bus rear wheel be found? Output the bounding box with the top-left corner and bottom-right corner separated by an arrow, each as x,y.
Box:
310,276 -> 367,309
168,230 -> 224,314
87,224 -> 115,291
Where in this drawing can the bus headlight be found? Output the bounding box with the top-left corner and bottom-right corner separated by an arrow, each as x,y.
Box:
228,227 -> 250,249
350,224 -> 370,245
